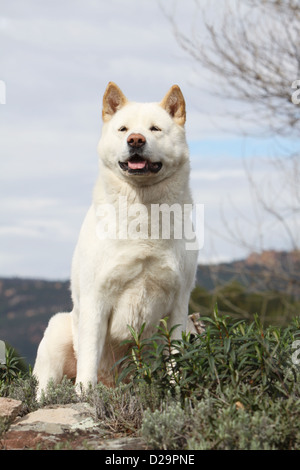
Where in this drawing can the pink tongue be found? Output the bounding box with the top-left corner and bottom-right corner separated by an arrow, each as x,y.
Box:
128,160 -> 146,170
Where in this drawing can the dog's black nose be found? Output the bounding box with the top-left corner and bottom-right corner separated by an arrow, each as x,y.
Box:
127,133 -> 146,148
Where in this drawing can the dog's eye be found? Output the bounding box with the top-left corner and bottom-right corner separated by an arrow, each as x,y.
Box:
150,126 -> 161,132
118,126 -> 128,132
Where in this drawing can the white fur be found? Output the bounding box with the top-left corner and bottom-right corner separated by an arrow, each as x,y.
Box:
33,83 -> 198,397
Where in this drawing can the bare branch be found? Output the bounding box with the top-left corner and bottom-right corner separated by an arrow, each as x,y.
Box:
170,0 -> 300,136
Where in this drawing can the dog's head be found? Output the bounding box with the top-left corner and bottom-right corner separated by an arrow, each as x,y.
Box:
97,82 -> 189,185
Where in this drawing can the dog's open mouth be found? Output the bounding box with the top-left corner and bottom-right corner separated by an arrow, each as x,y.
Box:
119,155 -> 162,175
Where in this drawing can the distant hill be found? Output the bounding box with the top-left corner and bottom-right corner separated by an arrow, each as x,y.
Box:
0,278 -> 72,367
0,250 -> 299,367
196,250 -> 300,297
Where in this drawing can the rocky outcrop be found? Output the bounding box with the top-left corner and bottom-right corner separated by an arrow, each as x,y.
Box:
0,399 -> 145,450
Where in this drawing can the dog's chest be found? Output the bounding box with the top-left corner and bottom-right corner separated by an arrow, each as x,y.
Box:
95,239 -> 182,300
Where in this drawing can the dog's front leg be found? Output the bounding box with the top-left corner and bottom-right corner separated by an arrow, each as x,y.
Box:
75,296 -> 109,392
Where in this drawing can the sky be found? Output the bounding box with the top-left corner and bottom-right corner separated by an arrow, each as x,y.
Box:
0,0 -> 298,279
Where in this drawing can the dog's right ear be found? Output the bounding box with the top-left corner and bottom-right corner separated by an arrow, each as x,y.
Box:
102,82 -> 128,122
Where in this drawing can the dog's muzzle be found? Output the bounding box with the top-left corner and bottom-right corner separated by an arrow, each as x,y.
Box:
119,133 -> 162,175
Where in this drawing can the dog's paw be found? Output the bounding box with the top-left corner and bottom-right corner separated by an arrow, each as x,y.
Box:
75,379 -> 95,397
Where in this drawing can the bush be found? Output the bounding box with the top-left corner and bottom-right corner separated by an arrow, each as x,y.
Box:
117,307 -> 300,449
39,376 -> 79,406
117,308 -> 300,402
142,401 -> 186,450
0,345 -> 28,386
85,382 -> 144,434
6,375 -> 39,415
141,384 -> 300,450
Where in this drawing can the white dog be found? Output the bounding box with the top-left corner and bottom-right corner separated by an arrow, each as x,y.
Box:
33,82 -> 198,396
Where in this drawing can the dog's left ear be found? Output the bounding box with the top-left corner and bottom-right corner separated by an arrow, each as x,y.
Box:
102,82 -> 128,122
160,85 -> 186,126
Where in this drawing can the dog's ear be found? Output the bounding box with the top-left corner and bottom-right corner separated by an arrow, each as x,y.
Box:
160,85 -> 186,126
102,82 -> 128,122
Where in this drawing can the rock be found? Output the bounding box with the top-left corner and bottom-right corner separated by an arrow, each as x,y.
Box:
10,403 -> 98,435
0,398 -> 23,422
1,402 -> 147,450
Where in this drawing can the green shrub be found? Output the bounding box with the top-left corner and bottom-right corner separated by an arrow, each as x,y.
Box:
6,375 -> 38,415
117,307 -> 300,402
142,401 -> 186,450
141,384 -> 300,450
0,345 -> 28,386
118,307 -> 300,449
85,382 -> 144,434
39,376 -> 79,406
